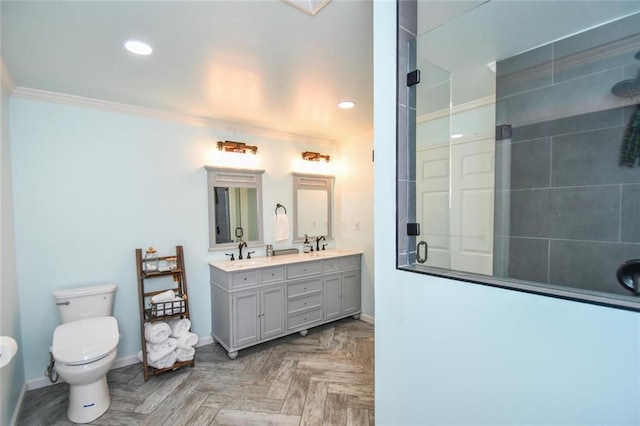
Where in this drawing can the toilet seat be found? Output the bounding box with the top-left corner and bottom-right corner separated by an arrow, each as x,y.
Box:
53,316 -> 119,366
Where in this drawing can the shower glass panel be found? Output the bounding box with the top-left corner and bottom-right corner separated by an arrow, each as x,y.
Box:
404,1 -> 640,309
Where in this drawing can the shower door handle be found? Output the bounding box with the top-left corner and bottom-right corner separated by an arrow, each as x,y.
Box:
417,241 -> 428,264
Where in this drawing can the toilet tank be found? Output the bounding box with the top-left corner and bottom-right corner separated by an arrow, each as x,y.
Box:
52,284 -> 117,323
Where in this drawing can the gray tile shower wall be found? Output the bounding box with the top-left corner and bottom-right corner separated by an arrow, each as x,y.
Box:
494,13 -> 640,295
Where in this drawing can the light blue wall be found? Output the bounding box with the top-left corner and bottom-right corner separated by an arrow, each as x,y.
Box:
1,76 -> 26,425
9,97 -> 341,382
374,1 -> 640,424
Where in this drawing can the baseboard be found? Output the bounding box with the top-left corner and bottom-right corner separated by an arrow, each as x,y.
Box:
9,382 -> 27,426
360,313 -> 375,324
26,333 -> 215,390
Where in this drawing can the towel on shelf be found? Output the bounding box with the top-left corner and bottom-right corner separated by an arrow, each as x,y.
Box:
168,318 -> 191,338
144,321 -> 171,344
150,289 -> 176,304
274,212 -> 289,242
176,347 -> 196,362
146,338 -> 177,362
149,350 -> 178,369
176,331 -> 198,349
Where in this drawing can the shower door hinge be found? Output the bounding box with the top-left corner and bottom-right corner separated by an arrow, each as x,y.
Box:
407,70 -> 420,87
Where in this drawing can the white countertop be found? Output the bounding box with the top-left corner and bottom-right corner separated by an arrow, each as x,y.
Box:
209,249 -> 362,272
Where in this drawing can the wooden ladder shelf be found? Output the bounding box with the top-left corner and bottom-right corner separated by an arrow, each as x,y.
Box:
135,245 -> 195,381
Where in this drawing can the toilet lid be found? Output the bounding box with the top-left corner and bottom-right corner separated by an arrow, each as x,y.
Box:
53,316 -> 119,365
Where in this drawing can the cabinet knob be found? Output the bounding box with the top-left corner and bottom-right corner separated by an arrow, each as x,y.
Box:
304,302 -> 307,305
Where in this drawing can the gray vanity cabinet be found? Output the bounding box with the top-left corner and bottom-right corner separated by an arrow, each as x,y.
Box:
210,252 -> 361,359
324,270 -> 361,321
232,284 -> 285,349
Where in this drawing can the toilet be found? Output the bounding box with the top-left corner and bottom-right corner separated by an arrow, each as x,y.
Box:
51,284 -> 119,424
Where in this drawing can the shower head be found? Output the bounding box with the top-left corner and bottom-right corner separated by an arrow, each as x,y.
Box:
611,67 -> 640,98
611,79 -> 640,98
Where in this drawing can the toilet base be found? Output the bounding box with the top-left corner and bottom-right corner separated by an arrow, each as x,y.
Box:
67,375 -> 110,424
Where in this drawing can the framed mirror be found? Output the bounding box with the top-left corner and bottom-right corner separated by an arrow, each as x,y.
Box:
206,166 -> 265,250
293,173 -> 334,242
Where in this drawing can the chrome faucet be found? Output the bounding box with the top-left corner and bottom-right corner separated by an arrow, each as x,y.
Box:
238,242 -> 248,260
316,235 -> 325,251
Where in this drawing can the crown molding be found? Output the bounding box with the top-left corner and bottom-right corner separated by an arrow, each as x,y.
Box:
1,57 -> 16,95
10,86 -> 334,145
417,95 -> 496,123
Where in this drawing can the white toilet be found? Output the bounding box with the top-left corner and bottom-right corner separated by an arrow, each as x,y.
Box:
51,284 -> 119,424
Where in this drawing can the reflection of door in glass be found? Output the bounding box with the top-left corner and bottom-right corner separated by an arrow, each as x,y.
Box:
415,58 -> 495,275
215,187 -> 232,243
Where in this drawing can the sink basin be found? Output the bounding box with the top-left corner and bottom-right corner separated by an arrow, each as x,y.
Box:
227,259 -> 268,269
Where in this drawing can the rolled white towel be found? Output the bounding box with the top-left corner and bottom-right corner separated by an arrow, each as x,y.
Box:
146,338 -> 177,362
149,350 -> 177,369
150,289 -> 176,304
176,347 -> 196,362
137,350 -> 144,363
144,321 -> 171,344
176,331 -> 198,349
168,318 -> 191,338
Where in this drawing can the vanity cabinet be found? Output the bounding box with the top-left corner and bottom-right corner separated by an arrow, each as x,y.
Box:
233,284 -> 285,350
209,252 -> 361,359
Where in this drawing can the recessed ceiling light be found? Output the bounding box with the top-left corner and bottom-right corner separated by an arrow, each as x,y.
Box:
451,134 -> 464,139
124,40 -> 152,55
337,101 -> 355,109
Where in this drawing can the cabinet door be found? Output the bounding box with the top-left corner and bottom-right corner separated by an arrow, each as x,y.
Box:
261,285 -> 285,340
341,270 -> 361,315
323,274 -> 342,321
232,290 -> 260,347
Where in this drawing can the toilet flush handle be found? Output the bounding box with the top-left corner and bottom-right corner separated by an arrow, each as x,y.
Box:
56,301 -> 70,306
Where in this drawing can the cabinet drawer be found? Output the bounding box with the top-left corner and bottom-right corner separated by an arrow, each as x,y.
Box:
288,291 -> 322,314
231,270 -> 259,289
287,261 -> 322,279
322,259 -> 341,273
287,278 -> 322,297
288,307 -> 322,330
341,255 -> 360,270
260,266 -> 285,284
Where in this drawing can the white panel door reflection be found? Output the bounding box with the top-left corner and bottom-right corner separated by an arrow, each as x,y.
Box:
417,136 -> 494,275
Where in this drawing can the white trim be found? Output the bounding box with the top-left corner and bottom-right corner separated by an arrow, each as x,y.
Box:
417,95 -> 496,123
359,313 -> 375,324
9,382 -> 27,426
10,86 -> 334,145
1,57 -> 16,95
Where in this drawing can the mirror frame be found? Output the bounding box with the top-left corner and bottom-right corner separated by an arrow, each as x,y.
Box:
206,166 -> 265,251
293,172 -> 334,242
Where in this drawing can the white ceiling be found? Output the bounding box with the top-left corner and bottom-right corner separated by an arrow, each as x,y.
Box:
1,0 -> 373,141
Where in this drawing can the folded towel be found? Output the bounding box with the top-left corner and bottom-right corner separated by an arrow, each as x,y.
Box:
168,318 -> 191,338
146,338 -> 177,362
176,347 -> 196,362
274,212 -> 289,242
144,321 -> 171,344
176,331 -> 198,349
148,337 -> 177,354
149,350 -> 178,369
150,289 -> 176,304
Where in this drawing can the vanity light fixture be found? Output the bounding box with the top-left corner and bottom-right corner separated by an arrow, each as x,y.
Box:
124,40 -> 152,55
217,140 -> 258,155
301,151 -> 330,162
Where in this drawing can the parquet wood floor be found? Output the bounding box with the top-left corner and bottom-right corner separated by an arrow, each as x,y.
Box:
17,318 -> 374,425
